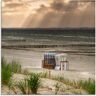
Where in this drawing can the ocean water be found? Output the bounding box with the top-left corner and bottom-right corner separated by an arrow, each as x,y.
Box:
2,28 -> 95,55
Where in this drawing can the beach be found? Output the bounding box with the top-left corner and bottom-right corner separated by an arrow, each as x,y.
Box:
1,28 -> 95,95
2,48 -> 95,80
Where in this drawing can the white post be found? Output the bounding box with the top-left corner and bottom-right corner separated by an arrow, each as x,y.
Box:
64,62 -> 67,71
60,62 -> 63,71
60,61 -> 64,71
60,61 -> 69,71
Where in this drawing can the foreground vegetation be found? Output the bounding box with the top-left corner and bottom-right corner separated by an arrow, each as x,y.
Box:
2,57 -> 21,85
2,57 -> 12,85
17,73 -> 41,94
40,71 -> 95,94
1,58 -> 95,95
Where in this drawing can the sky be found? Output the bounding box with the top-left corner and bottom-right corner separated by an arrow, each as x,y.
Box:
2,0 -> 95,28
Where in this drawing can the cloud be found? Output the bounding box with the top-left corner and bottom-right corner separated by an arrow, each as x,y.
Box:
51,0 -> 78,12
3,0 -> 12,2
2,0 -> 95,28
5,3 -> 23,8
50,0 -> 95,13
22,0 -> 94,28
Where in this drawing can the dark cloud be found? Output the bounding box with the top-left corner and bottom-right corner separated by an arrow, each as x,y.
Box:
36,4 -> 49,13
50,0 -> 95,13
5,3 -> 24,8
51,0 -> 79,12
3,0 -> 12,2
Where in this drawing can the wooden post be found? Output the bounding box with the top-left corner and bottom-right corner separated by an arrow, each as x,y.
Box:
48,69 -> 51,78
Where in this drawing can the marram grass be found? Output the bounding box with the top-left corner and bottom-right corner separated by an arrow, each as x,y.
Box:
27,73 -> 41,94
52,75 -> 95,94
1,57 -> 12,85
77,79 -> 95,94
17,79 -> 29,94
2,57 -> 22,85
17,73 -> 41,94
11,60 -> 22,73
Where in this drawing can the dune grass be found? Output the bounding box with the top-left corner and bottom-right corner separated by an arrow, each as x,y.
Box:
17,73 -> 41,94
52,75 -> 95,94
2,65 -> 12,85
17,79 -> 29,94
39,71 -> 48,78
77,79 -> 95,94
27,73 -> 41,94
11,60 -> 22,73
38,72 -> 95,94
1,57 -> 12,85
2,57 -> 22,85
54,82 -> 61,95
22,69 -> 29,75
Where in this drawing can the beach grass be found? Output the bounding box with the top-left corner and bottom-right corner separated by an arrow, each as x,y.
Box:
16,79 -> 28,94
16,73 -> 41,94
11,60 -> 22,73
54,82 -> 61,95
2,65 -> 12,85
77,79 -> 95,94
27,73 -> 41,94
2,57 -> 12,85
2,57 -> 22,85
52,75 -> 95,94
39,71 -> 48,78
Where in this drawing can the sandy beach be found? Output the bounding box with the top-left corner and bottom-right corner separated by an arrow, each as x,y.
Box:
2,49 -> 95,80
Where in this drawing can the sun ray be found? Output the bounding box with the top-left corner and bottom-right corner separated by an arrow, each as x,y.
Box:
63,0 -> 70,4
